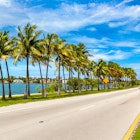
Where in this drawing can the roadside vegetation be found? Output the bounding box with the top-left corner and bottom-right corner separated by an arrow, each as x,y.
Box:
132,123 -> 140,140
0,23 -> 138,102
0,85 -> 137,107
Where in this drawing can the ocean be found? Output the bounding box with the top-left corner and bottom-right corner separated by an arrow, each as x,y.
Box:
0,83 -> 42,95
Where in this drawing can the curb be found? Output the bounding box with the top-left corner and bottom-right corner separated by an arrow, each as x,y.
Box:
123,113 -> 140,140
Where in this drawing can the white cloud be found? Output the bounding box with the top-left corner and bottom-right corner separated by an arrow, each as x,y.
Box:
133,48 -> 140,53
109,20 -> 129,28
89,50 -> 131,61
113,41 -> 137,47
72,36 -> 138,50
0,1 -> 140,33
87,27 -> 96,31
72,36 -> 110,47
134,24 -> 140,32
116,0 -> 134,7
73,36 -> 99,44
0,0 -> 12,7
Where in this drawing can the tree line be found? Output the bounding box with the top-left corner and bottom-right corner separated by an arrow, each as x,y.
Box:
0,23 -> 137,100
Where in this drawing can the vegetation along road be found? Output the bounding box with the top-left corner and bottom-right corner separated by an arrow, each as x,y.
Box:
0,88 -> 140,140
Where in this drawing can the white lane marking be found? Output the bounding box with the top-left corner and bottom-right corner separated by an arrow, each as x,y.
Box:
80,104 -> 96,111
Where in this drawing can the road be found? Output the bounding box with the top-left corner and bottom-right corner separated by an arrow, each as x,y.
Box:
0,88 -> 140,140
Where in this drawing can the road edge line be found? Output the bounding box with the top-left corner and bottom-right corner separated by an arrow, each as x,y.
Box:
123,113 -> 140,140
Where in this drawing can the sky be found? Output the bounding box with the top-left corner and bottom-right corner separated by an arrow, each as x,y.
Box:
0,0 -> 140,79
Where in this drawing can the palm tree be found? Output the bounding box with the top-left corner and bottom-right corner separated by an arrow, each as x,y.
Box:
43,33 -> 58,96
84,60 -> 95,91
13,23 -> 42,98
0,31 -> 13,99
71,43 -> 90,93
93,59 -> 107,91
108,61 -> 123,88
88,60 -> 95,90
53,39 -> 69,96
65,44 -> 76,93
129,68 -> 137,86
61,43 -> 75,93
0,63 -> 5,100
123,67 -> 136,87
31,53 -> 46,97
69,44 -> 82,93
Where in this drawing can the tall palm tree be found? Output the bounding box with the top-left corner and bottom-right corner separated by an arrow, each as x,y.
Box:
60,43 -> 75,93
53,39 -> 69,96
13,23 -> 42,98
0,63 -> 5,100
129,68 -> 137,86
83,60 -> 95,91
64,44 -> 76,93
93,59 -> 107,91
88,60 -> 95,90
108,61 -> 121,88
43,33 -> 58,96
123,67 -> 136,87
31,53 -> 46,97
0,31 -> 13,99
71,43 -> 90,93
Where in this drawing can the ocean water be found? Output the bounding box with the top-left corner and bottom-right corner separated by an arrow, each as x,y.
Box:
0,83 -> 42,95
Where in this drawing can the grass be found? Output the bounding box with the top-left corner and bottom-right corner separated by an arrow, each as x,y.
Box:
0,86 -> 137,107
132,123 -> 140,140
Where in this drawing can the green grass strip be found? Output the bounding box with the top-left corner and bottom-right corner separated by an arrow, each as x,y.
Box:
0,86 -> 137,107
132,123 -> 140,140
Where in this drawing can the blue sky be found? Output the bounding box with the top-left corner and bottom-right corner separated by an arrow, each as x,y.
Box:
0,0 -> 140,79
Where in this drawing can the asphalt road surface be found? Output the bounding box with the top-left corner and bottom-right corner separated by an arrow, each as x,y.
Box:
0,88 -> 140,140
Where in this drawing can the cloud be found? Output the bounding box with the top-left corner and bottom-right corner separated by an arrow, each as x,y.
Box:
108,20 -> 129,28
89,49 -> 131,62
133,48 -> 140,54
116,0 -> 134,7
72,35 -> 139,50
0,1 -> 140,33
134,24 -> 140,32
72,36 -> 110,48
112,41 -> 137,47
0,0 -> 12,7
87,27 -> 96,31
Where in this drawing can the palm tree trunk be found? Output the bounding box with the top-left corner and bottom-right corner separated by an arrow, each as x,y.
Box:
78,66 -> 81,93
71,68 -> 74,92
97,77 -> 100,91
58,58 -> 61,96
25,56 -> 30,98
5,60 -> 12,98
85,75 -> 87,91
62,65 -> 66,92
69,66 -> 71,93
90,71 -> 93,91
39,62 -> 45,97
0,64 -> 5,100
108,76 -> 111,89
45,59 -> 49,96
118,78 -> 120,88
103,83 -> 105,89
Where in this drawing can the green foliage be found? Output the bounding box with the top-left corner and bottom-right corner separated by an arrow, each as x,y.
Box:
135,80 -> 140,85
132,123 -> 140,140
45,81 -> 60,92
35,86 -> 42,93
67,77 -> 79,90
